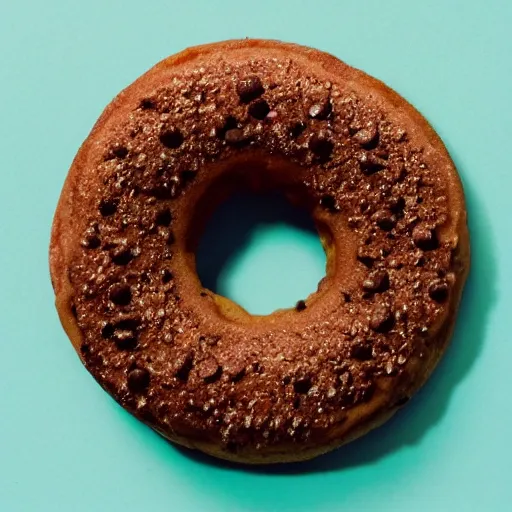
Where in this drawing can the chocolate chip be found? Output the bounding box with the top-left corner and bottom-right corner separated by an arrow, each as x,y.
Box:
111,247 -> 134,266
353,124 -> 379,149
113,329 -> 137,350
248,99 -> 270,120
309,133 -> 333,160
198,358 -> 222,383
225,128 -> 249,146
370,304 -> 394,332
140,98 -> 155,110
127,368 -> 150,393
351,343 -> 373,361
80,343 -> 90,356
308,100 -> 332,120
373,210 -> 396,231
294,378 -> 312,394
155,208 -> 172,226
159,128 -> 184,149
428,280 -> 449,302
81,234 -> 101,249
362,270 -> 389,293
357,254 -> 375,269
236,76 -> 264,103
415,255 -> 426,267
216,116 -> 238,139
112,146 -> 128,159
252,362 -> 264,374
161,269 -> 173,283
412,225 -> 438,251
295,300 -> 307,311
230,366 -> 246,383
101,322 -> 114,338
390,196 -> 406,215
357,246 -> 376,268
175,353 -> 194,381
109,284 -> 132,306
99,199 -> 118,217
358,152 -> 387,174
320,194 -> 337,212
282,376 -> 292,385
290,121 -> 307,138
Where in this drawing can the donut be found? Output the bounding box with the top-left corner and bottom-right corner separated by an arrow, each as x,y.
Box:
50,39 -> 469,464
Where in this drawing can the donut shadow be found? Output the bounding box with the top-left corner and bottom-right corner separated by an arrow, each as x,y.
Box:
179,164 -> 496,475
195,189 -> 319,297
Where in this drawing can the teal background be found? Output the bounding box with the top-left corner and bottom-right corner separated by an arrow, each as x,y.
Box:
1,0 -> 511,510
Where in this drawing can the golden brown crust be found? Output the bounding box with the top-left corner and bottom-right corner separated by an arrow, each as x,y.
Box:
50,39 -> 469,464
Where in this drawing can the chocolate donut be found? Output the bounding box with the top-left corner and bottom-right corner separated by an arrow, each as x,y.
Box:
50,39 -> 469,464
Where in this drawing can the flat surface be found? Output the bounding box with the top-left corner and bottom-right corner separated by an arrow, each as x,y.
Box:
1,1 -> 511,510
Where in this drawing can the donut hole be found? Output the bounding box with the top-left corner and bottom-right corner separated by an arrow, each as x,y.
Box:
194,189 -> 327,316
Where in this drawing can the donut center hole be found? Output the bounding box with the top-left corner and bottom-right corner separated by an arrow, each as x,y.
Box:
195,190 -> 327,315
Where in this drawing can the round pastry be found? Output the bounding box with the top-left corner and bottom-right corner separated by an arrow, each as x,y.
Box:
50,39 -> 469,464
